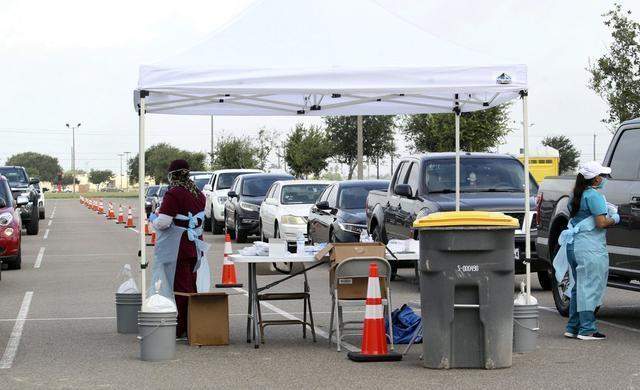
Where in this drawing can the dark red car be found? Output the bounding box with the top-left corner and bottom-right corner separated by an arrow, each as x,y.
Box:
0,175 -> 25,270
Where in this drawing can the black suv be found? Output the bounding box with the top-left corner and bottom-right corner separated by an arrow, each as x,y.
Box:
0,167 -> 40,235
224,173 -> 293,243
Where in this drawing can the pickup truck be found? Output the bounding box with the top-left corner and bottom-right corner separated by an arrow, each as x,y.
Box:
366,152 -> 543,282
536,119 -> 640,316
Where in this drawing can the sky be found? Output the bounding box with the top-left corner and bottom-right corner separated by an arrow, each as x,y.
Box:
1,0 -> 638,177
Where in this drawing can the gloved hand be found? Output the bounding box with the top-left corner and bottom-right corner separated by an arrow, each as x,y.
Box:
611,213 -> 620,224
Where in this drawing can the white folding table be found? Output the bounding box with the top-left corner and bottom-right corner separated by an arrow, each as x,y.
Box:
228,254 -> 325,348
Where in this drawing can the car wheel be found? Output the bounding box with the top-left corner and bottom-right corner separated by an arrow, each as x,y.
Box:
307,223 -> 314,245
537,269 -> 553,291
550,245 -> 570,317
7,247 -> 21,270
26,208 -> 39,236
235,217 -> 247,243
203,214 -> 212,231
371,222 -> 387,244
274,223 -> 280,239
225,213 -> 236,240
213,219 -> 223,235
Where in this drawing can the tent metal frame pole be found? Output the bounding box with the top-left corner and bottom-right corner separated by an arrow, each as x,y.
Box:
357,115 -> 363,180
454,95 -> 461,212
521,90 -> 531,303
138,93 -> 148,302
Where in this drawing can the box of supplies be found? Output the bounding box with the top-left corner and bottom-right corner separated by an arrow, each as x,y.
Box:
175,292 -> 229,346
314,242 -> 386,264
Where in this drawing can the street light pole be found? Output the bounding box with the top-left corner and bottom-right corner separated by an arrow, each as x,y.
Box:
118,153 -> 124,190
66,122 -> 81,193
123,152 -> 131,190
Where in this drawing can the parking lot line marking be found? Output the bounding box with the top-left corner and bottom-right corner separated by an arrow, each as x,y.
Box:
233,287 -> 359,352
540,306 -> 640,334
0,291 -> 33,369
43,229 -> 49,240
33,247 -> 45,269
47,220 -> 52,226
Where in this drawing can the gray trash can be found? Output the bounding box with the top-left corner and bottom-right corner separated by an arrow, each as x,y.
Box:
414,211 -> 519,369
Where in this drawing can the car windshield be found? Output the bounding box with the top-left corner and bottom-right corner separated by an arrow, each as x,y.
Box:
0,167 -> 28,186
217,172 -> 245,190
158,186 -> 168,197
193,178 -> 209,190
146,186 -> 159,197
0,180 -> 11,206
281,184 -> 329,205
338,183 -> 388,210
425,158 -> 538,194
242,177 -> 287,197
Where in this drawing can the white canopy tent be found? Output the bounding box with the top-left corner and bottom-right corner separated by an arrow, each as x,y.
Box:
135,0 -> 532,301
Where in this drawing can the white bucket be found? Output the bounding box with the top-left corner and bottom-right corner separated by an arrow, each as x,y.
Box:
513,304 -> 539,353
138,311 -> 177,361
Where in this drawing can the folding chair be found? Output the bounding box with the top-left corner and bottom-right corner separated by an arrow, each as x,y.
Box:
328,256 -> 394,352
255,261 -> 316,343
402,301 -> 423,356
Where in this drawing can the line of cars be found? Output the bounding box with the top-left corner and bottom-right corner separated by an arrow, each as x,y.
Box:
0,166 -> 46,273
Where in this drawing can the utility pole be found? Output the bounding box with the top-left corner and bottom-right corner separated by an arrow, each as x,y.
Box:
210,116 -> 214,167
593,133 -> 597,161
118,153 -> 124,190
66,122 -> 81,193
356,115 -> 363,180
123,152 -> 131,190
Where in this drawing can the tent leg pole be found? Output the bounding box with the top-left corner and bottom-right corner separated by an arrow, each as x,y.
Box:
521,91 -> 531,304
139,96 -> 147,302
356,115 -> 363,180
454,96 -> 461,212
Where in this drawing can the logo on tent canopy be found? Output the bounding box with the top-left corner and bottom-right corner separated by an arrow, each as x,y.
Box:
496,73 -> 512,85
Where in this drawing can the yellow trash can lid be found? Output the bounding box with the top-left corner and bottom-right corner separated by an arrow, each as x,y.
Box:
413,211 -> 519,228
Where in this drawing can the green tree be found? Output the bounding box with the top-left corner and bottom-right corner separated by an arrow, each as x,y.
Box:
60,172 -> 79,186
324,116 -> 396,179
401,105 -> 511,153
88,169 -> 114,190
255,128 -> 278,171
128,143 -> 207,184
542,135 -> 581,175
6,152 -> 62,182
284,124 -> 333,178
589,3 -> 640,129
211,137 -> 259,170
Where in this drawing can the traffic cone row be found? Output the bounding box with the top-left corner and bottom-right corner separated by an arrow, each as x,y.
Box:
347,262 -> 401,362
125,206 -> 135,228
116,205 -> 125,224
107,202 -> 116,220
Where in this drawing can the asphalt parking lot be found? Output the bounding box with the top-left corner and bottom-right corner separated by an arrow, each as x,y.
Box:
0,198 -> 639,389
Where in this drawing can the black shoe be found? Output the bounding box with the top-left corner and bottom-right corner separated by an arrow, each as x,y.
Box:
577,332 -> 606,340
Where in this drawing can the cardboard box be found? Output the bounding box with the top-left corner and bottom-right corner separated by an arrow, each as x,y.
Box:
314,242 -> 386,263
329,264 -> 388,300
175,292 -> 229,346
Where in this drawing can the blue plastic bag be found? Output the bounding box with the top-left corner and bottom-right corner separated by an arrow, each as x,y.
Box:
386,304 -> 422,344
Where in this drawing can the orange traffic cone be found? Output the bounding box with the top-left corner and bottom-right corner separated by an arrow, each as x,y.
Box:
116,205 -> 125,224
98,200 -> 105,214
347,263 -> 401,362
215,233 -> 242,288
144,219 -> 151,236
146,230 -> 156,246
125,206 -> 135,228
107,202 -> 116,220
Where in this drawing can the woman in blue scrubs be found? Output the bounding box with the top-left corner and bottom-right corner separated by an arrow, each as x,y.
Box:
564,161 -> 620,340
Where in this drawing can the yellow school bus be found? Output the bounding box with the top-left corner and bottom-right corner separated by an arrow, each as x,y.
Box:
518,147 -> 559,183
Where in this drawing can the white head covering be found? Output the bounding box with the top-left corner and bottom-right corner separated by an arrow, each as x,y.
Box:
578,161 -> 612,179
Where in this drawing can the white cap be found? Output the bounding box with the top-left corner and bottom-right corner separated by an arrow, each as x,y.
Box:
578,161 -> 611,179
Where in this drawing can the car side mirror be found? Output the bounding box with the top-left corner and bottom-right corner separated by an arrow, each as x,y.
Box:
29,178 -> 40,185
394,184 -> 413,198
227,190 -> 237,198
265,198 -> 277,205
203,184 -> 212,192
16,195 -> 29,207
316,200 -> 330,210
42,188 -> 49,192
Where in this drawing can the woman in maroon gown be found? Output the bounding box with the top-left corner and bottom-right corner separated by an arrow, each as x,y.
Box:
154,159 -> 206,338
